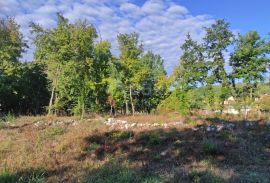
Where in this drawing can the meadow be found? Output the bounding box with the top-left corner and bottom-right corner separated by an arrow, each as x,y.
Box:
1,113 -> 270,183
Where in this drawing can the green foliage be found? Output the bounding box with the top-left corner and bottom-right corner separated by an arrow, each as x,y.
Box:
1,15 -> 270,117
157,89 -> 191,115
31,14 -> 112,117
202,140 -> 219,155
204,19 -> 234,109
175,33 -> 208,89
230,31 -> 269,100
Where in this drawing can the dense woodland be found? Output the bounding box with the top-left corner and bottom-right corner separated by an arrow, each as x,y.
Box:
1,14 -> 270,118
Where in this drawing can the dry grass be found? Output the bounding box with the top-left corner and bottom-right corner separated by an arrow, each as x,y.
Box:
0,114 -> 270,182
116,112 -> 185,124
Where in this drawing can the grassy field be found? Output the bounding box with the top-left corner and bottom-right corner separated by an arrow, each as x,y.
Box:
0,114 -> 270,183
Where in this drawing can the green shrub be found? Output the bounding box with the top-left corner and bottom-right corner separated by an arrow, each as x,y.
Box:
157,89 -> 190,115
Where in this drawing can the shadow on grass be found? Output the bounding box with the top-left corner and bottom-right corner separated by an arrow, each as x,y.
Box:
81,122 -> 270,183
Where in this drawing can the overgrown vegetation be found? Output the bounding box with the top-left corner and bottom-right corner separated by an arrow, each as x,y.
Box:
1,115 -> 270,182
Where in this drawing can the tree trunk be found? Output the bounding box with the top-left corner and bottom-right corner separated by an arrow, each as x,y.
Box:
47,85 -> 55,116
130,85 -> 135,116
81,101 -> 85,120
110,105 -> 113,116
124,91 -> 129,115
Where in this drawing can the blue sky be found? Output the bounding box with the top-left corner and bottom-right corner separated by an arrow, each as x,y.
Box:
0,0 -> 269,74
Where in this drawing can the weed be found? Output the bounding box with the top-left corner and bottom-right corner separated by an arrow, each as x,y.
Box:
189,170 -> 224,183
188,120 -> 198,126
139,131 -> 162,145
36,125 -> 66,150
45,125 -> 66,140
202,140 -> 219,155
0,170 -> 45,183
153,153 -> 161,162
109,130 -> 134,141
189,170 -> 201,183
1,112 -> 16,123
84,142 -> 101,152
84,160 -> 163,183
218,131 -> 235,140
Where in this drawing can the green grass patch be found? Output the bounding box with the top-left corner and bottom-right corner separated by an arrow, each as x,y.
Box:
109,130 -> 134,141
202,140 -> 219,155
0,169 -> 45,183
84,142 -> 101,152
139,131 -> 162,145
84,160 -> 163,183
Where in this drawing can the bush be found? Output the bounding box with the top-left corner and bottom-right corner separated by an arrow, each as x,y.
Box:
157,89 -> 190,115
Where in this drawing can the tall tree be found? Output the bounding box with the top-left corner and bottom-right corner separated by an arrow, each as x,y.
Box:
176,33 -> 208,90
0,17 -> 27,114
138,51 -> 168,113
204,19 -> 234,111
31,14 -> 112,118
30,14 -> 73,115
117,32 -> 144,115
230,31 -> 269,100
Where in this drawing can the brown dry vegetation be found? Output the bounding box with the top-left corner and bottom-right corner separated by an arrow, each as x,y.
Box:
0,114 -> 270,183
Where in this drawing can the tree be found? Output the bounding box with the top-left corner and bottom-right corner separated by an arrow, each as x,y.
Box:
204,19 -> 234,111
30,14 -> 73,115
176,33 -> 208,90
31,14 -> 112,118
117,32 -> 144,115
0,17 -> 27,114
138,51 -> 168,113
230,31 -> 269,115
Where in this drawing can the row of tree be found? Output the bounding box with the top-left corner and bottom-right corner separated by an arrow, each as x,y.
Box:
0,15 -> 270,117
169,19 -> 270,114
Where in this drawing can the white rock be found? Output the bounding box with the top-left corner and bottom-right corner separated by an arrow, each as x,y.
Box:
217,125 -> 224,132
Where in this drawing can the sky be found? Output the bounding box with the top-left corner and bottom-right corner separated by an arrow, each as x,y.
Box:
0,0 -> 269,74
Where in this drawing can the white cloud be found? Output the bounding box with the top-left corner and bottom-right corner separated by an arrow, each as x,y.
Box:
167,5 -> 189,15
0,0 -> 215,74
